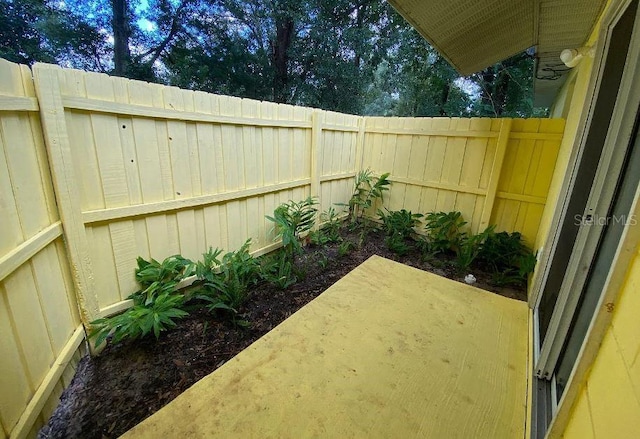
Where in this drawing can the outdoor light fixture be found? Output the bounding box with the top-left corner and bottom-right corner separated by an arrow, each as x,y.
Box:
560,46 -> 595,68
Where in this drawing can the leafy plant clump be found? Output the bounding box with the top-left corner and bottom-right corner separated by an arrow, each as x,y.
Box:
90,292 -> 188,348
310,206 -> 344,245
337,240 -> 355,257
378,208 -> 423,255
267,196 -> 318,258
455,225 -> 495,272
196,239 -> 260,312
477,231 -> 537,286
343,169 -> 391,222
419,211 -> 536,281
90,240 -> 261,347
131,255 -> 195,306
90,254 -> 196,347
422,211 -> 467,256
378,208 -> 423,238
259,251 -> 297,290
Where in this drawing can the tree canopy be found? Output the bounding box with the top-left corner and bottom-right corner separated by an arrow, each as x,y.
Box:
0,0 -> 547,117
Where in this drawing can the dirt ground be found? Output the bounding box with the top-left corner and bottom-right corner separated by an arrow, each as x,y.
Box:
39,229 -> 525,439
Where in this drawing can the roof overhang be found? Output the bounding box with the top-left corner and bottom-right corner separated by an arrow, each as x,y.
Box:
388,0 -> 607,107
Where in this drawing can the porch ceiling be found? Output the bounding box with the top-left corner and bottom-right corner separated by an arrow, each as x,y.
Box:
388,0 -> 607,106
123,256 -> 529,438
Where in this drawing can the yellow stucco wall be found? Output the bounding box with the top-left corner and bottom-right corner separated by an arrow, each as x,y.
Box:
562,247 -> 640,438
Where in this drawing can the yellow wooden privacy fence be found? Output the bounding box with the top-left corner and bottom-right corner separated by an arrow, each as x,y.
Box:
0,58 -> 564,438
364,116 -> 565,242
0,61 -> 86,439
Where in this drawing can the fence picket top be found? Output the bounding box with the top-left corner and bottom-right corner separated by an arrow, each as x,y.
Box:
538,117 -> 566,133
0,59 -> 25,96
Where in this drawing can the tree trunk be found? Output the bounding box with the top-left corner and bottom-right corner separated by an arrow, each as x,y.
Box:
493,71 -> 510,116
112,0 -> 131,77
439,82 -> 451,116
271,17 -> 294,103
480,66 -> 496,115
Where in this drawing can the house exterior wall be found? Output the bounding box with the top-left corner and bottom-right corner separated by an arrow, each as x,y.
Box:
544,0 -> 640,437
562,248 -> 640,438
534,15 -> 601,254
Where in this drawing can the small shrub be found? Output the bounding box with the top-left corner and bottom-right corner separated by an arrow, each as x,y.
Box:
423,211 -> 467,255
316,252 -> 330,269
338,240 -> 355,257
197,239 -> 260,311
259,251 -> 297,290
90,256 -> 194,346
134,254 -> 195,288
340,169 -> 391,222
477,231 -> 537,286
310,206 -> 344,245
89,241 -> 260,347
378,208 -> 423,255
90,292 -> 188,347
131,255 -> 195,306
378,208 -> 423,238
267,197 -> 318,257
384,235 -> 412,256
455,226 -> 495,272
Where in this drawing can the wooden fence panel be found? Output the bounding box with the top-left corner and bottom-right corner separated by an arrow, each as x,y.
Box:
41,66 -> 356,316
318,111 -> 359,214
363,116 -> 564,245
0,60 -> 84,439
491,119 -> 564,244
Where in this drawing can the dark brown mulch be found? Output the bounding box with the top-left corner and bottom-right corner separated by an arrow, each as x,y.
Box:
39,229 -> 525,439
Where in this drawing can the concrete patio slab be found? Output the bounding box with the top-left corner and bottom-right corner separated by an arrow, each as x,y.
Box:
123,255 -> 529,438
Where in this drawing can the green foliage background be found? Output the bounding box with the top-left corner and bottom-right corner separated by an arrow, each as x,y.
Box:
1,0 -> 546,117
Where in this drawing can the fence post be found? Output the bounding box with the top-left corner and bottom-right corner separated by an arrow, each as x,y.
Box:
479,118 -> 512,231
311,110 -> 323,229
32,63 -> 99,329
355,115 -> 366,173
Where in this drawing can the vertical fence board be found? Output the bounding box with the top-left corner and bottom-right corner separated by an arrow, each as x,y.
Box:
0,130 -> 23,255
31,244 -> 75,354
4,265 -> 55,387
129,80 -> 172,259
0,288 -> 32,435
479,118 -> 513,230
33,64 -> 98,324
2,115 -> 51,235
311,110 -> 323,215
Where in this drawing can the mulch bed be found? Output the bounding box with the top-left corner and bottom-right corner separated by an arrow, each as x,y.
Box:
39,229 -> 525,439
